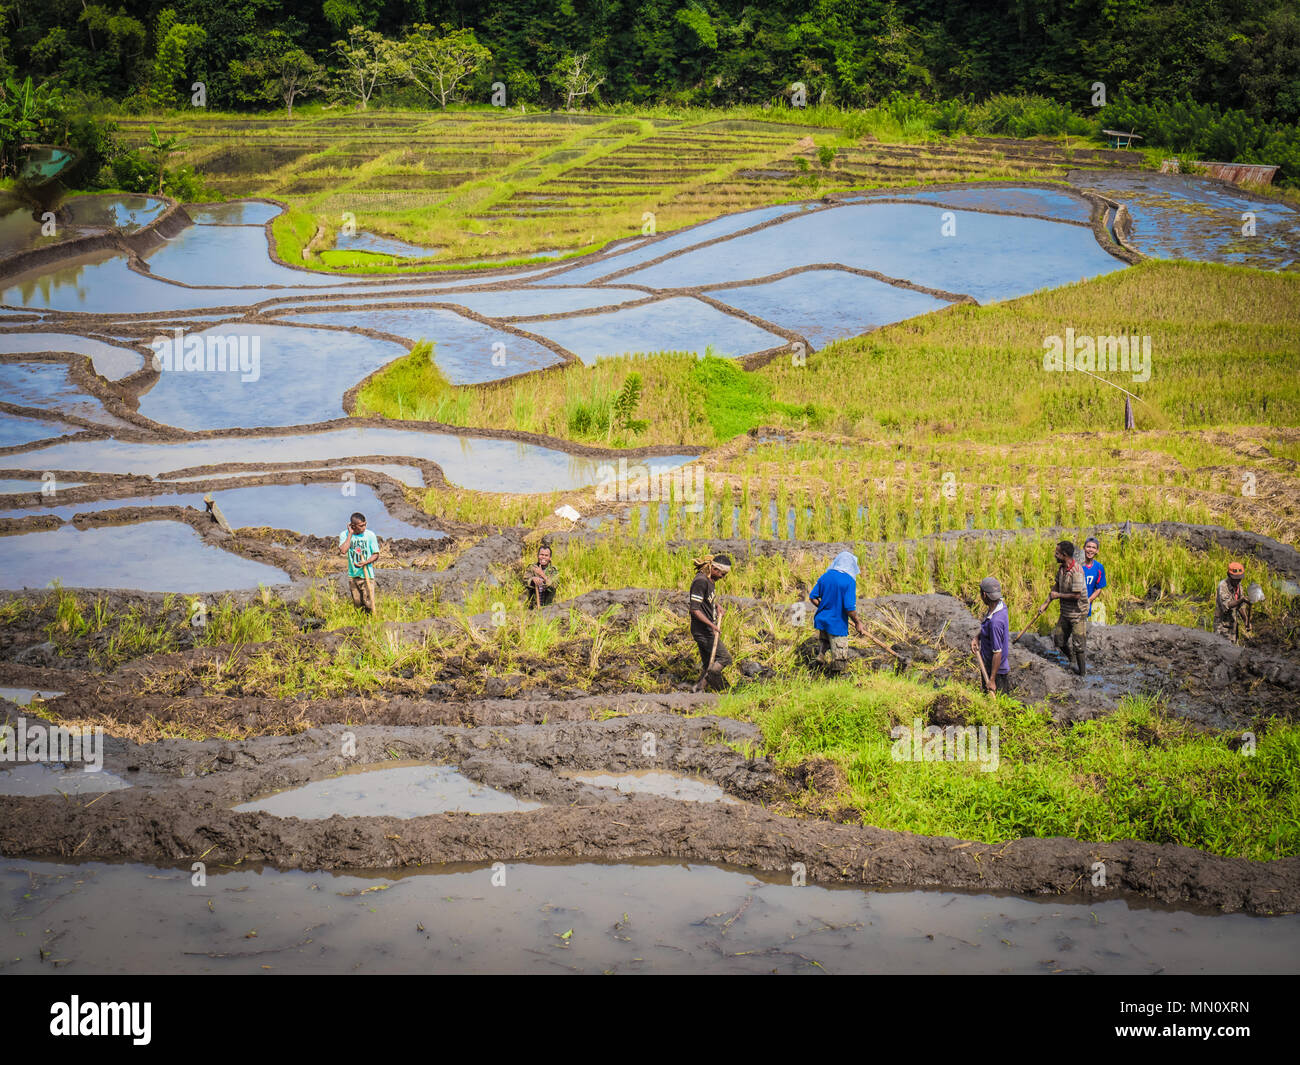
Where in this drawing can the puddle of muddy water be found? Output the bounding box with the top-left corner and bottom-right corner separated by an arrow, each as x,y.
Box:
561,769 -> 738,803
523,296 -> 786,363
0,482 -> 444,539
0,686 -> 65,705
234,762 -> 542,818
0,522 -> 291,592
2,858 -> 1295,974
711,269 -> 951,348
0,764 -> 132,797
7,429 -> 696,495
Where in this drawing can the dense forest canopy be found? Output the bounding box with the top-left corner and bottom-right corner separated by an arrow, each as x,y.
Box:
3,0 -> 1298,122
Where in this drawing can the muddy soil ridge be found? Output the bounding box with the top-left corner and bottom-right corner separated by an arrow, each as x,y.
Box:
0,703 -> 1295,915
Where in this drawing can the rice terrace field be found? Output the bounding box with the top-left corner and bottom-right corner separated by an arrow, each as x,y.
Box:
1,1 -> 1299,998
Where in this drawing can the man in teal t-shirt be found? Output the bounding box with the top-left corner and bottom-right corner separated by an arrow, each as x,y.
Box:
338,511 -> 380,614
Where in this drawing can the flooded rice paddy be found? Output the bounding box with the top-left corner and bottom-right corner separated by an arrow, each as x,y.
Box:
1,175 -> 1295,971
3,428 -> 696,494
16,176 -> 1265,432
1069,170 -> 1300,268
0,522 -> 291,591
0,482 -> 444,539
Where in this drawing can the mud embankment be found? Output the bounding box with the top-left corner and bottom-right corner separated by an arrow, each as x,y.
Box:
0,705 -> 1294,915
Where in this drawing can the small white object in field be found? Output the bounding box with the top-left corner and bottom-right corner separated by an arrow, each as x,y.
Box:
554,504 -> 581,524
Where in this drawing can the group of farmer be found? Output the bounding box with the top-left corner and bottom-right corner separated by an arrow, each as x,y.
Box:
683,537 -> 1257,695
337,512 -> 1260,695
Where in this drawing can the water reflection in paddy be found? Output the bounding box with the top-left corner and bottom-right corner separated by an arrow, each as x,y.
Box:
524,296 -> 787,363
0,482 -> 444,539
619,202 -> 1125,301
0,522 -> 290,591
712,269 -> 952,348
5,428 -> 697,494
135,322 -> 408,430
276,307 -> 560,384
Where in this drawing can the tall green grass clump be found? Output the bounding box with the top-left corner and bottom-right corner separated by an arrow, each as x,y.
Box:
355,341 -> 470,423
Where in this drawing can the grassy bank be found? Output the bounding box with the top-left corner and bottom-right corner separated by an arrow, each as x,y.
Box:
714,676 -> 1300,861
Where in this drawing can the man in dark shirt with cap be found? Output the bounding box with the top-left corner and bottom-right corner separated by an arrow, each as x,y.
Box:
970,576 -> 1012,694
689,553 -> 733,690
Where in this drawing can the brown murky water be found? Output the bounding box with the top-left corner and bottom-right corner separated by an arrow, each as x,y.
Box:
561,769 -> 738,804
234,762 -> 544,818
2,858 -> 1295,974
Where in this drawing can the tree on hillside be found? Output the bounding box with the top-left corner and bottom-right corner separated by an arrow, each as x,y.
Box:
149,8 -> 207,109
551,52 -> 605,110
332,25 -> 392,110
390,24 -> 491,109
229,31 -> 326,116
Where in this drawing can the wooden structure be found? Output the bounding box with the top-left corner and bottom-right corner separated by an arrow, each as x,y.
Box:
1102,129 -> 1143,149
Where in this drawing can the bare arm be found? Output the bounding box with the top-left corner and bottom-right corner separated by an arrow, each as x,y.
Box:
691,607 -> 719,632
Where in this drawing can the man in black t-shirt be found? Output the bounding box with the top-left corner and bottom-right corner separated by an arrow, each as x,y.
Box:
689,553 -> 733,690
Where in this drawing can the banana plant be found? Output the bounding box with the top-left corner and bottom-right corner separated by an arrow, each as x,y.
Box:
0,77 -> 40,175
143,125 -> 190,194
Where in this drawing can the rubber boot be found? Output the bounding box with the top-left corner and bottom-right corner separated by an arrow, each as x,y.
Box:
1074,650 -> 1086,677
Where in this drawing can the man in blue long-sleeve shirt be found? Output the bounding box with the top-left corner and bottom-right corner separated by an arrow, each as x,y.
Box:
809,551 -> 868,673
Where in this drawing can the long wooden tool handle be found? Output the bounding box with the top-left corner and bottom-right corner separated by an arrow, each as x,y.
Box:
860,627 -> 904,659
1014,601 -> 1050,644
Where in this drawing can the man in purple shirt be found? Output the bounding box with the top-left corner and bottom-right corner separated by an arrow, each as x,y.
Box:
969,576 -> 1011,695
